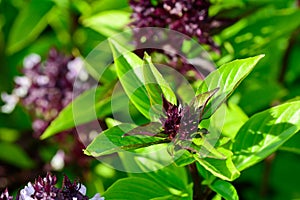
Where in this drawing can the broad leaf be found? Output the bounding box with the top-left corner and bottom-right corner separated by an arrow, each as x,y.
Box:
194,148 -> 240,181
210,179 -> 239,200
84,124 -> 168,157
41,83 -> 118,139
109,39 -> 151,119
103,177 -> 179,200
232,101 -> 300,171
7,0 -> 55,54
196,55 -> 264,119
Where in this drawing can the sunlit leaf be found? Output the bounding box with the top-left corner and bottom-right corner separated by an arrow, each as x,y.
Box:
232,101 -> 300,171
196,55 -> 264,119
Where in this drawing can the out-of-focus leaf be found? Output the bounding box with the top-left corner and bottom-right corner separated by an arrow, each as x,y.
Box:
210,179 -> 239,200
196,55 -> 264,119
232,101 -> 300,171
221,7 -> 300,57
279,132 -> 300,155
81,10 -> 130,37
84,124 -> 168,157
7,0 -> 55,54
41,83 -> 118,139
0,142 -> 34,168
109,39 -> 151,119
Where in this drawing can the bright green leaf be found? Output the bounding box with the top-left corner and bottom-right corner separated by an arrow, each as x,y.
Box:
194,148 -> 240,181
196,55 -> 264,119
109,39 -> 151,119
232,101 -> 300,171
143,53 -> 177,107
210,179 -> 239,200
103,177 -> 172,199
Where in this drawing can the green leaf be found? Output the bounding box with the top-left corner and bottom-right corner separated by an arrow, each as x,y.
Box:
103,177 -> 173,200
84,124 -> 168,157
81,10 -> 130,37
279,132 -> 300,155
0,142 -> 34,169
41,83 -> 117,139
232,101 -> 300,171
109,39 -> 151,119
143,53 -> 177,107
194,148 -> 240,181
196,55 -> 264,118
7,0 -> 55,54
210,179 -> 239,200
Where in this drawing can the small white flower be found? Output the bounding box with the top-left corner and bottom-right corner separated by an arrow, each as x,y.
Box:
14,76 -> 32,88
19,182 -> 35,200
67,57 -> 89,82
13,87 -> 28,98
23,53 -> 41,69
77,183 -> 87,195
90,193 -> 105,200
36,75 -> 50,86
1,92 -> 19,113
50,150 -> 65,171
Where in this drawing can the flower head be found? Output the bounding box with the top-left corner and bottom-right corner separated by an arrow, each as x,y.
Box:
0,188 -> 13,200
16,173 -> 104,200
1,48 -> 91,137
129,0 -> 215,47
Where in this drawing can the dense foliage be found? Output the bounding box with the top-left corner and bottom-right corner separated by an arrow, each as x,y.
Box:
0,0 -> 299,200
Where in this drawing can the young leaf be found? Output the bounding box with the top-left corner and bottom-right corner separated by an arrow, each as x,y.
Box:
194,148 -> 240,181
40,82 -> 118,139
209,179 -> 239,200
7,0 -> 55,54
109,39 -> 151,119
84,124 -> 168,157
196,55 -> 264,119
232,101 -> 300,171
143,53 -> 177,106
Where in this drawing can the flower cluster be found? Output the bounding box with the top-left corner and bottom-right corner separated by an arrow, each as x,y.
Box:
129,0 -> 218,78
1,48 -> 90,137
0,173 -> 104,200
129,0 -> 215,47
0,189 -> 13,200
